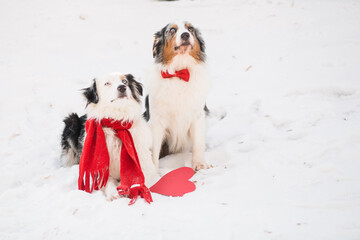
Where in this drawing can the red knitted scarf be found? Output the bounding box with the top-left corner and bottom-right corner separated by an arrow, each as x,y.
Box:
161,69 -> 190,82
78,118 -> 152,205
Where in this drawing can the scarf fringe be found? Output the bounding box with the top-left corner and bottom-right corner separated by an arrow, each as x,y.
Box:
117,184 -> 153,205
78,167 -> 109,193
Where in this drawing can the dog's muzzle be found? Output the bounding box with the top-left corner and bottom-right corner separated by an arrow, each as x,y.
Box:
118,85 -> 126,93
181,32 -> 190,41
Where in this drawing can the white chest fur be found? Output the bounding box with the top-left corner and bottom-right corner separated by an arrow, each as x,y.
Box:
102,118 -> 157,186
149,64 -> 209,116
148,62 -> 210,153
103,128 -> 122,180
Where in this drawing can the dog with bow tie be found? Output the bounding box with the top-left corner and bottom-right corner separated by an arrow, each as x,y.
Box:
144,21 -> 211,171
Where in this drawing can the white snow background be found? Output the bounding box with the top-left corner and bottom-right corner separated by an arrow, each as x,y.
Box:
1,0 -> 360,239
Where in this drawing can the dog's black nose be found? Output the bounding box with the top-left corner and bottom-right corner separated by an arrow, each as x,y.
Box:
117,85 -> 126,93
181,32 -> 190,41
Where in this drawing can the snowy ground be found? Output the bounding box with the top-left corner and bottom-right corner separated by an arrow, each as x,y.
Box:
1,0 -> 360,239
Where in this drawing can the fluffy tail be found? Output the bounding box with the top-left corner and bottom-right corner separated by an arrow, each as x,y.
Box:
60,113 -> 87,166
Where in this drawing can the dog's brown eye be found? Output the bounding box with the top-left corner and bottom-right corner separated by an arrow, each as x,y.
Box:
170,28 -> 176,34
122,79 -> 127,84
188,27 -> 194,33
104,82 -> 111,86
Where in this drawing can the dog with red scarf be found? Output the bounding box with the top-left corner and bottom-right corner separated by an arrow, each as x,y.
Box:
144,21 -> 211,171
61,73 -> 158,202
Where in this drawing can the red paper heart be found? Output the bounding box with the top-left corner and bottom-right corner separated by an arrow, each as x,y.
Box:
150,167 -> 196,197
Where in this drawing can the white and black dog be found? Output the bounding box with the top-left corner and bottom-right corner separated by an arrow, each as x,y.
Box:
61,73 -> 158,200
144,21 -> 210,171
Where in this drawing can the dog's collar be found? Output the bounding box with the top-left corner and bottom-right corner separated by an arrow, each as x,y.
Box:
161,69 -> 190,82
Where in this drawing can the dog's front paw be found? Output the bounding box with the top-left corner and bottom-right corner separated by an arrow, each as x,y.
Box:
192,161 -> 209,171
105,186 -> 120,201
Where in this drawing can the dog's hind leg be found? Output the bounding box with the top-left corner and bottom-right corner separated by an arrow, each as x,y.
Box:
60,113 -> 86,166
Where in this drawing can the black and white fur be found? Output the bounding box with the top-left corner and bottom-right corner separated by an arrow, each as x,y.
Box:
145,21 -> 211,171
61,72 -> 158,200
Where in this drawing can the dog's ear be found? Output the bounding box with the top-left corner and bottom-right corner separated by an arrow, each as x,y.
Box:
153,25 -> 168,61
193,27 -> 206,62
153,32 -> 161,58
194,27 -> 205,53
126,74 -> 143,102
82,79 -> 99,107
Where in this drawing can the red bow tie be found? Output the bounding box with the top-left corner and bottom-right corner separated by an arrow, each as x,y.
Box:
161,69 -> 190,82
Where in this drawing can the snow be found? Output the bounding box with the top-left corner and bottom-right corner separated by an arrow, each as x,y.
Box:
1,0 -> 360,239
